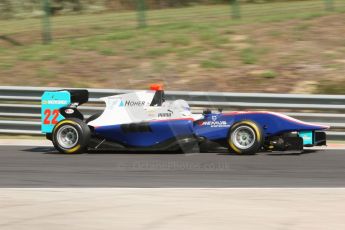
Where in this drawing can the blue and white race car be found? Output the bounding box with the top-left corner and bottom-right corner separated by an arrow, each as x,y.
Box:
41,85 -> 328,154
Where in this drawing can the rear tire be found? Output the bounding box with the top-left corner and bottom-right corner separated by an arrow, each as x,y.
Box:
228,120 -> 263,155
52,118 -> 90,154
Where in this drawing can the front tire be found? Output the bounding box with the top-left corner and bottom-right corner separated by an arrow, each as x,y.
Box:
52,118 -> 91,154
228,120 -> 263,155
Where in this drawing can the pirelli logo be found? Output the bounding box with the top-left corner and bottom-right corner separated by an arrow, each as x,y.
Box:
158,113 -> 172,118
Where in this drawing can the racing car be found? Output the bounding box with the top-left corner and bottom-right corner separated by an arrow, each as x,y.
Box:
41,85 -> 328,154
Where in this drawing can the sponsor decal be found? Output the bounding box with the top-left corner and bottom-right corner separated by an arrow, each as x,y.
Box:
158,112 -> 172,118
118,100 -> 146,107
200,115 -> 229,127
65,109 -> 74,114
202,120 -> 229,128
125,100 -> 145,107
42,100 -> 68,105
299,131 -> 313,145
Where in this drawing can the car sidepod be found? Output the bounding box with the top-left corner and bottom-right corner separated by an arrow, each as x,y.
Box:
92,118 -> 196,150
193,113 -> 235,144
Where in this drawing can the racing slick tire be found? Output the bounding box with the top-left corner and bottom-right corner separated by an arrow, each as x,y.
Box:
228,120 -> 263,155
52,118 -> 91,154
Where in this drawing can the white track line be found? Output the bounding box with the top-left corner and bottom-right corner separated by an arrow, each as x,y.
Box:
0,139 -> 52,147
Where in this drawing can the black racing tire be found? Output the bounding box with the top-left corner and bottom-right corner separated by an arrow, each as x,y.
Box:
52,118 -> 91,154
227,120 -> 263,155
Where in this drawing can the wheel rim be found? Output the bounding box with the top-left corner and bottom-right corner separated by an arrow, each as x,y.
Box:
231,126 -> 256,150
56,125 -> 79,149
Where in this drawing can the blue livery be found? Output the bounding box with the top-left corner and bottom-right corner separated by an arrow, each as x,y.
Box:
41,88 -> 328,154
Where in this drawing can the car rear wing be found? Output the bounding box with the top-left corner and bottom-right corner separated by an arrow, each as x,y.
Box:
41,89 -> 88,133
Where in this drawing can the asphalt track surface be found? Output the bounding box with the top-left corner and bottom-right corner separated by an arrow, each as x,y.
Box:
0,146 -> 344,187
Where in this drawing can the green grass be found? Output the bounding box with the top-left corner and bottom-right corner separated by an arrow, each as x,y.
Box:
152,61 -> 167,73
200,52 -> 226,68
37,67 -> 57,79
317,80 -> 345,94
240,48 -> 257,65
1,1 -> 342,34
200,59 -> 226,68
0,47 -> 8,53
302,12 -> 325,20
0,0 -> 344,89
199,29 -> 217,42
260,70 -> 278,79
99,48 -> 117,56
325,63 -> 343,69
17,44 -> 61,61
268,30 -> 283,38
106,31 -> 135,41
169,35 -> 191,46
294,23 -> 311,31
176,46 -> 203,59
0,62 -> 14,70
145,47 -> 174,57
